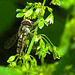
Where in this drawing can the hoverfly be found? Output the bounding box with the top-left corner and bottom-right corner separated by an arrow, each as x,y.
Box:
4,19 -> 35,55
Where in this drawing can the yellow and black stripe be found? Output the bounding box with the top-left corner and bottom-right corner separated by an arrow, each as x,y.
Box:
16,37 -> 22,54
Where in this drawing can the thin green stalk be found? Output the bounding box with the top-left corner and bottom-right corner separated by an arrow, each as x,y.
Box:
41,36 -> 50,45
27,26 -> 38,55
41,56 -> 44,65
22,52 -> 25,65
43,0 -> 46,6
40,34 -> 54,47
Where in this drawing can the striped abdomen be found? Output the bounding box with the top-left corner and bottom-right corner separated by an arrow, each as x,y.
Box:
16,35 -> 23,54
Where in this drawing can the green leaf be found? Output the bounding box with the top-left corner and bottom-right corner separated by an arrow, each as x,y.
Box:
27,2 -> 33,6
10,62 -> 16,67
24,54 -> 31,61
16,13 -> 24,18
46,6 -> 53,12
40,39 -> 45,46
30,55 -> 37,66
7,55 -> 16,63
16,9 -> 23,12
48,45 -> 52,52
38,17 -> 44,29
53,46 -> 60,60
41,8 -> 45,16
50,0 -> 60,6
31,13 -> 37,19
34,35 -> 39,43
23,8 -> 27,12
0,66 -> 23,75
38,21 -> 44,29
23,5 -> 31,12
43,20 -> 49,26
38,51 -> 42,59
44,48 -> 49,54
42,52 -> 46,58
46,44 -> 52,53
37,46 -> 41,50
40,38 -> 45,49
53,50 -> 58,60
45,13 -> 54,24
35,8 -> 40,15
25,40 -> 29,45
25,9 -> 33,17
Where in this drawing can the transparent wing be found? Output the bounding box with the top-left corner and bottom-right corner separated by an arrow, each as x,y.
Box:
4,33 -> 18,49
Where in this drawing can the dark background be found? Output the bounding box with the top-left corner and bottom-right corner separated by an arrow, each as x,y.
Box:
0,0 -> 67,66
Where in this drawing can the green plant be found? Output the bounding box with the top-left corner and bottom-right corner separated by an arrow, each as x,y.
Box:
7,0 -> 60,73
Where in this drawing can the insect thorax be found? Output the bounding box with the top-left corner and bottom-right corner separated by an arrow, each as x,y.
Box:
21,20 -> 31,36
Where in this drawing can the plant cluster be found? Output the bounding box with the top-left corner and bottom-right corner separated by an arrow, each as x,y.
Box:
7,0 -> 60,71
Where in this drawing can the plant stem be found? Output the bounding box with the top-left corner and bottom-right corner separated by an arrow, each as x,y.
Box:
22,52 -> 25,65
27,26 -> 38,55
41,36 -> 50,45
40,34 -> 54,47
41,56 -> 44,65
43,0 -> 46,6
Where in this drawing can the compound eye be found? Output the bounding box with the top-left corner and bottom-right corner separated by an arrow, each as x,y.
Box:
21,20 -> 31,26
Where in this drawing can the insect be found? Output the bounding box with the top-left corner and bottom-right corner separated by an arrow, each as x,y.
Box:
4,19 -> 34,55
